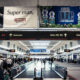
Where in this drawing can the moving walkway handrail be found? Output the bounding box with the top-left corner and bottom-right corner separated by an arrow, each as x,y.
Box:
11,61 -> 33,69
11,61 -> 33,78
54,64 -> 67,79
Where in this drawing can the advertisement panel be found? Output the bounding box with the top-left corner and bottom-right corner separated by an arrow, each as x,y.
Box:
0,6 -> 80,28
39,6 -> 80,28
3,7 -> 38,28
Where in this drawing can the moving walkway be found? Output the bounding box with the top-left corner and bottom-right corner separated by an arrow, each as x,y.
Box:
14,61 -> 67,80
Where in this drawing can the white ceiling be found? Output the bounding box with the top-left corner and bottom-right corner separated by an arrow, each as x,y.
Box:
22,40 -> 59,49
29,40 -> 50,49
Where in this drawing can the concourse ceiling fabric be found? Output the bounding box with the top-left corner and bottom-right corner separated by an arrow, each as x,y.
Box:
0,0 -> 80,6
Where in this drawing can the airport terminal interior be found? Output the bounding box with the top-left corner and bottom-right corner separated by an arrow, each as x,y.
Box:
0,0 -> 80,80
0,40 -> 80,80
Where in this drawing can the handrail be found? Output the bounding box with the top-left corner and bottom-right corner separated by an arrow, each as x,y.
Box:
53,64 -> 67,80
11,61 -> 33,78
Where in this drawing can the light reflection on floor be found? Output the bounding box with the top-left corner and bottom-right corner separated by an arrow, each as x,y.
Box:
27,62 -> 35,71
27,61 -> 55,72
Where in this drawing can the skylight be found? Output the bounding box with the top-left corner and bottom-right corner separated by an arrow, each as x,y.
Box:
29,40 -> 51,49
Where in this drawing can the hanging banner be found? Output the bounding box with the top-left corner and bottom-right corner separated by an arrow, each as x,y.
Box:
3,7 -> 38,28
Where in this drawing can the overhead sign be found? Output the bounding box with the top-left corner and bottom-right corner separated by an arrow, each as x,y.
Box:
9,49 -> 15,52
64,49 -> 71,52
3,7 -> 38,28
30,49 -> 46,52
